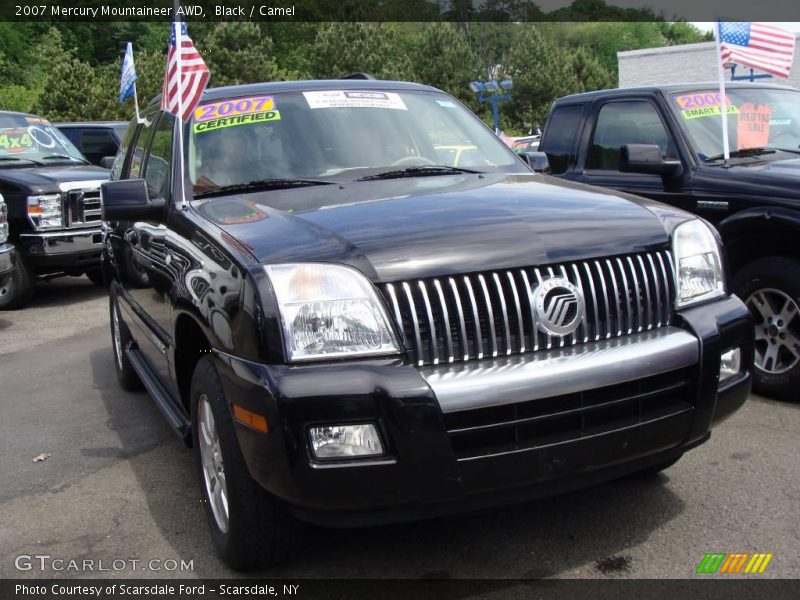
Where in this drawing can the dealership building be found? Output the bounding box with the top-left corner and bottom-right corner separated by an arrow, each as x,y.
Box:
617,36 -> 800,88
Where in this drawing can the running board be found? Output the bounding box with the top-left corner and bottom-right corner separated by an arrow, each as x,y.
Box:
125,344 -> 191,443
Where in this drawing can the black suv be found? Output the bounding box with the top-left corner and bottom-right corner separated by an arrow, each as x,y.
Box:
0,111 -> 109,309
539,83 -> 800,398
101,80 -> 752,569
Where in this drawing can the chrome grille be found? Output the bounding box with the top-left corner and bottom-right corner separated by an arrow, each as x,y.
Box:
382,250 -> 676,367
65,189 -> 102,228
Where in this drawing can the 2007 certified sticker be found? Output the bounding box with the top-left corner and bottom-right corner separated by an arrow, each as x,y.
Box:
193,96 -> 280,133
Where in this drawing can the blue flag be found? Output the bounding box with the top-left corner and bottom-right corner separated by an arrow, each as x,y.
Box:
119,42 -> 137,104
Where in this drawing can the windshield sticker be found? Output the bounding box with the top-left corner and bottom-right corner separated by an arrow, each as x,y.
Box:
192,110 -> 281,134
436,100 -> 458,108
737,102 -> 772,150
675,93 -> 732,110
194,96 -> 275,123
25,116 -> 50,125
0,128 -> 35,154
682,105 -> 739,120
675,93 -> 739,119
303,90 -> 408,110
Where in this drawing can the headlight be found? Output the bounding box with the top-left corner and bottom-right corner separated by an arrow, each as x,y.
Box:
0,196 -> 8,244
27,194 -> 63,230
265,263 -> 401,361
672,219 -> 725,308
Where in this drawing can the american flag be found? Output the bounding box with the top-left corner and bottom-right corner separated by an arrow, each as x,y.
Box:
718,21 -> 796,79
161,21 -> 210,121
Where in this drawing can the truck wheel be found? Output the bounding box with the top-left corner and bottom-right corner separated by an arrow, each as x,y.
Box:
190,355 -> 301,570
733,257 -> 800,400
0,248 -> 35,310
110,292 -> 143,391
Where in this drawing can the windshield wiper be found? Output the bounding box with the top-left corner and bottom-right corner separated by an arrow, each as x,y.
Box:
705,146 -> 800,162
194,178 -> 337,198
356,165 -> 482,181
40,154 -> 90,164
0,156 -> 45,166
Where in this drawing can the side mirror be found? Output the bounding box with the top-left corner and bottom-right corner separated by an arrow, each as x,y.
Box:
100,156 -> 116,169
620,144 -> 682,176
521,151 -> 550,173
101,179 -> 166,223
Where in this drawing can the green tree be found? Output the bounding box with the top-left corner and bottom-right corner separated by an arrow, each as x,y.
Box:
408,23 -> 482,104
310,23 -> 412,81
199,22 -> 292,87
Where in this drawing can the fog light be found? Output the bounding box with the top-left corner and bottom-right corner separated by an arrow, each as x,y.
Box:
309,424 -> 383,459
720,348 -> 742,383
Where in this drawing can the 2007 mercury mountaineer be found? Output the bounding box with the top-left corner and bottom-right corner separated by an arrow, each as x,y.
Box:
101,80 -> 753,570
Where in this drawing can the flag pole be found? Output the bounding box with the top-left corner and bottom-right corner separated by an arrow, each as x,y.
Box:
133,82 -> 143,124
173,0 -> 186,210
714,21 -> 731,161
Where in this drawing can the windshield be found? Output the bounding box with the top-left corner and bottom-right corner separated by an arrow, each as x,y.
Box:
0,113 -> 86,165
188,89 -> 526,194
669,88 -> 800,160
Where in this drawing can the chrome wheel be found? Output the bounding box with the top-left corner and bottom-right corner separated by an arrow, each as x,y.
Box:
747,288 -> 800,375
198,394 -> 229,533
112,302 -> 124,371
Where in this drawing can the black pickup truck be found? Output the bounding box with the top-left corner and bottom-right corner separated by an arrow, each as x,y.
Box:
101,80 -> 751,569
0,111 -> 109,309
539,82 -> 800,398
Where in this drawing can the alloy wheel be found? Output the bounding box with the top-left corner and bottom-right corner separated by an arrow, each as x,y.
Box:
746,288 -> 800,374
198,394 -> 229,533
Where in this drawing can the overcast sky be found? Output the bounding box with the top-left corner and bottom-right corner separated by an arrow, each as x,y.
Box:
690,22 -> 800,34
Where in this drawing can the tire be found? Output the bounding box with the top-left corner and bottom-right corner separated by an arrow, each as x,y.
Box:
732,257 -> 800,400
0,247 -> 35,310
190,355 -> 301,570
626,454 -> 683,478
86,268 -> 105,287
110,291 -> 143,391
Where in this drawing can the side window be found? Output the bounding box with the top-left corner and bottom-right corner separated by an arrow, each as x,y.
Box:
80,130 -> 117,159
587,101 -> 674,171
111,117 -> 139,180
127,113 -> 157,179
60,128 -> 81,147
539,105 -> 583,174
143,113 -> 174,199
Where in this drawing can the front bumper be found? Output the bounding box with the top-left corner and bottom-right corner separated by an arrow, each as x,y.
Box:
18,227 -> 103,271
213,295 -> 752,527
0,242 -> 15,276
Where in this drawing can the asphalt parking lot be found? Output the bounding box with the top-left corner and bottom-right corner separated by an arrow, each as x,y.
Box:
1,277 -> 798,580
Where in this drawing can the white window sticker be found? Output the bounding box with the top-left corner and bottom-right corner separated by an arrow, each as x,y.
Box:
303,90 -> 408,110
436,100 -> 457,108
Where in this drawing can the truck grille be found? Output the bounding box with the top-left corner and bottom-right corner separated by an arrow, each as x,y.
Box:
382,249 -> 675,366
444,367 -> 694,460
64,188 -> 102,228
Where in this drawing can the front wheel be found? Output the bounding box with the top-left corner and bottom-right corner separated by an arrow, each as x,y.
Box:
190,355 -> 301,570
0,248 -> 35,310
733,257 -> 800,400
110,291 -> 143,391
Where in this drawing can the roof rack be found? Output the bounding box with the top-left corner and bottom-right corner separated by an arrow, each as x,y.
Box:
341,73 -> 376,80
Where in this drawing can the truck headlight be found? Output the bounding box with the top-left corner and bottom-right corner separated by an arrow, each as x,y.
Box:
265,263 -> 401,362
27,194 -> 63,230
672,219 -> 725,308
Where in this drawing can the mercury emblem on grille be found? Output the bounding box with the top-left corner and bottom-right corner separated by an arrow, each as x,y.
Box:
532,277 -> 585,337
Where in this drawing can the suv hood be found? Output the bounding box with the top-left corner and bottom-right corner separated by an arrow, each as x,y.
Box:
198,173 -> 676,282
0,165 -> 108,193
